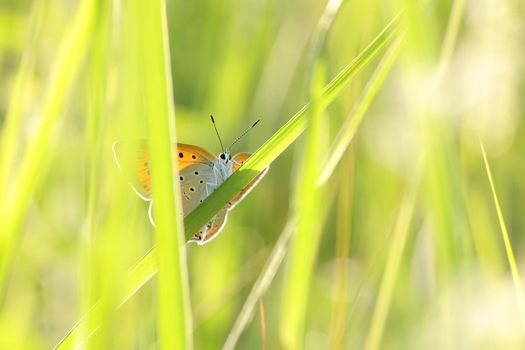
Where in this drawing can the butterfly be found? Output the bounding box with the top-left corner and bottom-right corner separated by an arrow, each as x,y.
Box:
112,116 -> 268,245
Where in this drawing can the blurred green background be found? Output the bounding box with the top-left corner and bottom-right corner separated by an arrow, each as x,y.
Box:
1,0 -> 525,349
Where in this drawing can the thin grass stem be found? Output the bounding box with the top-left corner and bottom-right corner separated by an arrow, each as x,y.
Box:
479,139 -> 525,332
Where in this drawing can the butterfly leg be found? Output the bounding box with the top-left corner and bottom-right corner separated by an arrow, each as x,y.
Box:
189,222 -> 212,245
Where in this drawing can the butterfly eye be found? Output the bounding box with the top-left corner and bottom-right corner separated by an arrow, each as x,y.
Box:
220,153 -> 226,160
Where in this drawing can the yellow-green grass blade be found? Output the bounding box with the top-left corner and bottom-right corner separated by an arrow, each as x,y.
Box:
304,0 -> 345,87
79,1 -> 113,346
328,153 -> 354,349
54,248 -> 158,349
0,0 -> 96,296
479,139 -> 525,331
318,34 -> 403,185
363,182 -> 417,350
278,60 -> 326,349
55,17 -> 400,346
56,1 -> 193,347
435,0 -> 466,80
0,0 -> 46,198
222,220 -> 295,350
139,0 -> 192,349
222,183 -> 339,350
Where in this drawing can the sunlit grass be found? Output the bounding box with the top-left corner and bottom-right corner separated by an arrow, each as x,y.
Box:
363,184 -> 417,350
1,0 -> 525,348
139,1 -> 191,349
278,60 -> 327,349
55,15 -> 400,346
480,139 -> 525,331
0,0 -> 96,295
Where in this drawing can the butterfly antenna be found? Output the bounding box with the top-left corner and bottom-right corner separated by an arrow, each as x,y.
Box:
210,115 -> 225,153
228,119 -> 260,150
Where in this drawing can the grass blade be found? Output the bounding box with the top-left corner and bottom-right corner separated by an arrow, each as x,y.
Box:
318,35 -> 403,185
0,0 -> 96,296
139,1 -> 192,349
479,139 -> 525,331
222,220 -> 295,350
258,298 -> 268,350
54,248 -> 158,349
328,152 -> 354,349
278,60 -> 326,349
363,182 -> 417,350
0,1 -> 44,197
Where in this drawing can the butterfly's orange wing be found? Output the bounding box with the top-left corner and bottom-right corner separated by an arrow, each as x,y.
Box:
231,152 -> 251,172
112,141 -> 217,200
228,152 -> 268,209
175,143 -> 216,170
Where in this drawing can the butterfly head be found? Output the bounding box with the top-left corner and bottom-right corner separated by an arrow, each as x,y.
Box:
218,151 -> 232,163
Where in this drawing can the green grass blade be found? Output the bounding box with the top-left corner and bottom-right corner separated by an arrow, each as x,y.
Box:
0,58 -> 33,209
435,0 -> 466,79
222,184 -> 339,350
79,2 -> 109,345
0,0 -> 96,296
328,154 -> 354,349
222,220 -> 295,350
278,60 -> 326,349
55,16 -> 400,346
318,35 -> 403,185
139,1 -> 192,349
363,182 -> 417,350
479,139 -> 525,331
54,248 -> 158,349
0,1 -> 46,195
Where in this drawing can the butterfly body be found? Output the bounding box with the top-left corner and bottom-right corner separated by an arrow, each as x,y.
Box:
113,142 -> 267,245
